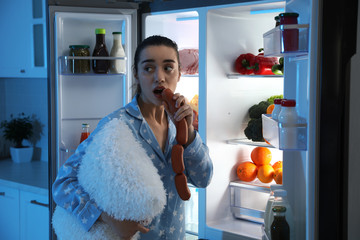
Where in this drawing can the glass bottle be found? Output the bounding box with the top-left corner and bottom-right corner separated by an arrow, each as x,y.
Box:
278,99 -> 298,149
80,123 -> 90,144
269,189 -> 294,240
92,28 -> 109,74
110,32 -> 126,74
69,45 -> 90,74
278,12 -> 299,52
264,184 -> 283,237
271,206 -> 290,240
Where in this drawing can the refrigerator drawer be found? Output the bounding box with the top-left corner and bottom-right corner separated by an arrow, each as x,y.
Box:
229,181 -> 270,224
262,114 -> 307,150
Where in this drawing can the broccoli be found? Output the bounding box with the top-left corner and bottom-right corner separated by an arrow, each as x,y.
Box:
267,94 -> 284,104
249,101 -> 270,119
244,118 -> 264,142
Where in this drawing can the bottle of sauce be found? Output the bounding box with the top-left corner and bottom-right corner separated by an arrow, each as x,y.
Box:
264,184 -> 283,237
80,123 -> 90,143
271,206 -> 290,240
92,28 -> 109,74
278,99 -> 298,149
269,189 -> 294,240
110,32 -> 126,74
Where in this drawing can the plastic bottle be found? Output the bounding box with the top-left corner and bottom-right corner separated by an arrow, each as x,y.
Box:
80,123 -> 90,143
271,206 -> 290,240
278,99 -> 298,149
110,32 -> 126,74
264,184 -> 283,237
92,28 -> 110,74
271,98 -> 284,121
269,189 -> 294,240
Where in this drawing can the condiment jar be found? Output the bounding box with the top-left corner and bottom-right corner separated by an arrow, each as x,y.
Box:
69,45 -> 90,74
278,12 -> 299,52
110,32 -> 126,74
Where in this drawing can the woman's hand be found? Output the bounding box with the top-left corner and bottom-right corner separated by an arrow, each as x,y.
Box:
163,93 -> 196,146
99,212 -> 149,240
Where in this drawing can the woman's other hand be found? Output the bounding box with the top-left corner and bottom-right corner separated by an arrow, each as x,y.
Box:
99,212 -> 149,240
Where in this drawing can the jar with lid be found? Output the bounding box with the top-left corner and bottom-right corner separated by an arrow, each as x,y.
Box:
278,99 -> 298,149
279,12 -> 299,52
69,45 -> 90,74
110,32 -> 126,74
271,206 -> 290,240
92,28 -> 110,74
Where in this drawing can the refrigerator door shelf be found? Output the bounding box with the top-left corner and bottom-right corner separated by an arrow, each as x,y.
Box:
59,56 -> 127,75
262,114 -> 307,150
263,24 -> 310,57
229,181 -> 270,224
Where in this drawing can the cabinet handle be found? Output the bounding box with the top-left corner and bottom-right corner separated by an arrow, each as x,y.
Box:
0,192 -> 5,196
30,200 -> 49,208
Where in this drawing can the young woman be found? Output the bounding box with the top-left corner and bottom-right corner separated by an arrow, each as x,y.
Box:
52,35 -> 213,240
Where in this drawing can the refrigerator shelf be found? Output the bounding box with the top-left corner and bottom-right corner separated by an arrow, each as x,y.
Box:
263,24 -> 310,57
262,114 -> 307,150
229,180 -> 271,223
226,73 -> 283,79
226,138 -> 275,148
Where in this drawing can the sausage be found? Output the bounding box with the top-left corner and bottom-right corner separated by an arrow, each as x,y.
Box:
161,88 -> 191,200
171,144 -> 185,173
175,119 -> 188,145
175,173 -> 191,201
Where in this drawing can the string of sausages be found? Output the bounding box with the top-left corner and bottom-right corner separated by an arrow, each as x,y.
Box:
162,88 -> 191,201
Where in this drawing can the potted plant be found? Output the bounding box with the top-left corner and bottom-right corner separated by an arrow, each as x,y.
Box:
0,113 -> 34,163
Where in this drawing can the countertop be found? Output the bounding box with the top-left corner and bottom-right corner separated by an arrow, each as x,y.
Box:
0,159 -> 48,195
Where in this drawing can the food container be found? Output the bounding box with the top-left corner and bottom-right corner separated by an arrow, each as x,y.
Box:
69,45 -> 91,74
279,12 -> 299,51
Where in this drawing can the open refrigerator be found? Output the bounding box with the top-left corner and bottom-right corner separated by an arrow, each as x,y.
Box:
48,0 -> 322,239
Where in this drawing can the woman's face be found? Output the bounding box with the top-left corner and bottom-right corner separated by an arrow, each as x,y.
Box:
135,45 -> 181,106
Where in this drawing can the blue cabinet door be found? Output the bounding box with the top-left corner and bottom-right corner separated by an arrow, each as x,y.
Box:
0,185 -> 20,240
20,191 -> 49,240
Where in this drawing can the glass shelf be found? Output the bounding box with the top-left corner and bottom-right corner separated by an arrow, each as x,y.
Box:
226,138 -> 275,148
262,114 -> 307,150
226,73 -> 283,79
263,24 -> 310,58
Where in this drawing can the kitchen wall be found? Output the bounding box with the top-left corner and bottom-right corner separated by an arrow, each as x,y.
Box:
0,78 -> 48,162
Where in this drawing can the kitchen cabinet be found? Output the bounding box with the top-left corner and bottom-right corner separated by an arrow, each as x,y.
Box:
0,185 -> 20,240
0,0 -> 47,78
0,181 -> 49,240
20,191 -> 49,240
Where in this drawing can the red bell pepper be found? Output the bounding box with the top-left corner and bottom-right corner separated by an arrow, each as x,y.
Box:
235,53 -> 256,75
253,49 -> 279,75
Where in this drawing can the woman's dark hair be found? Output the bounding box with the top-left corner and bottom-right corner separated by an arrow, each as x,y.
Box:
132,35 -> 180,96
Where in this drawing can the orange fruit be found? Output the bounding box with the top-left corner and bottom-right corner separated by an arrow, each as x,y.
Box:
274,168 -> 283,184
236,162 -> 258,182
266,104 -> 275,114
251,147 -> 272,166
272,161 -> 283,171
257,165 -> 275,183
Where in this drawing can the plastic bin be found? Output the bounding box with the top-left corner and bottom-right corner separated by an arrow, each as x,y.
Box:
262,114 -> 307,150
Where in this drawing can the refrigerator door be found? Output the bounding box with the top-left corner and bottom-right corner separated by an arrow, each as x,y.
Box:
48,6 -> 137,239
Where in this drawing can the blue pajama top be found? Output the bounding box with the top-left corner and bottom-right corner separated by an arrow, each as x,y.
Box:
52,95 -> 213,240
